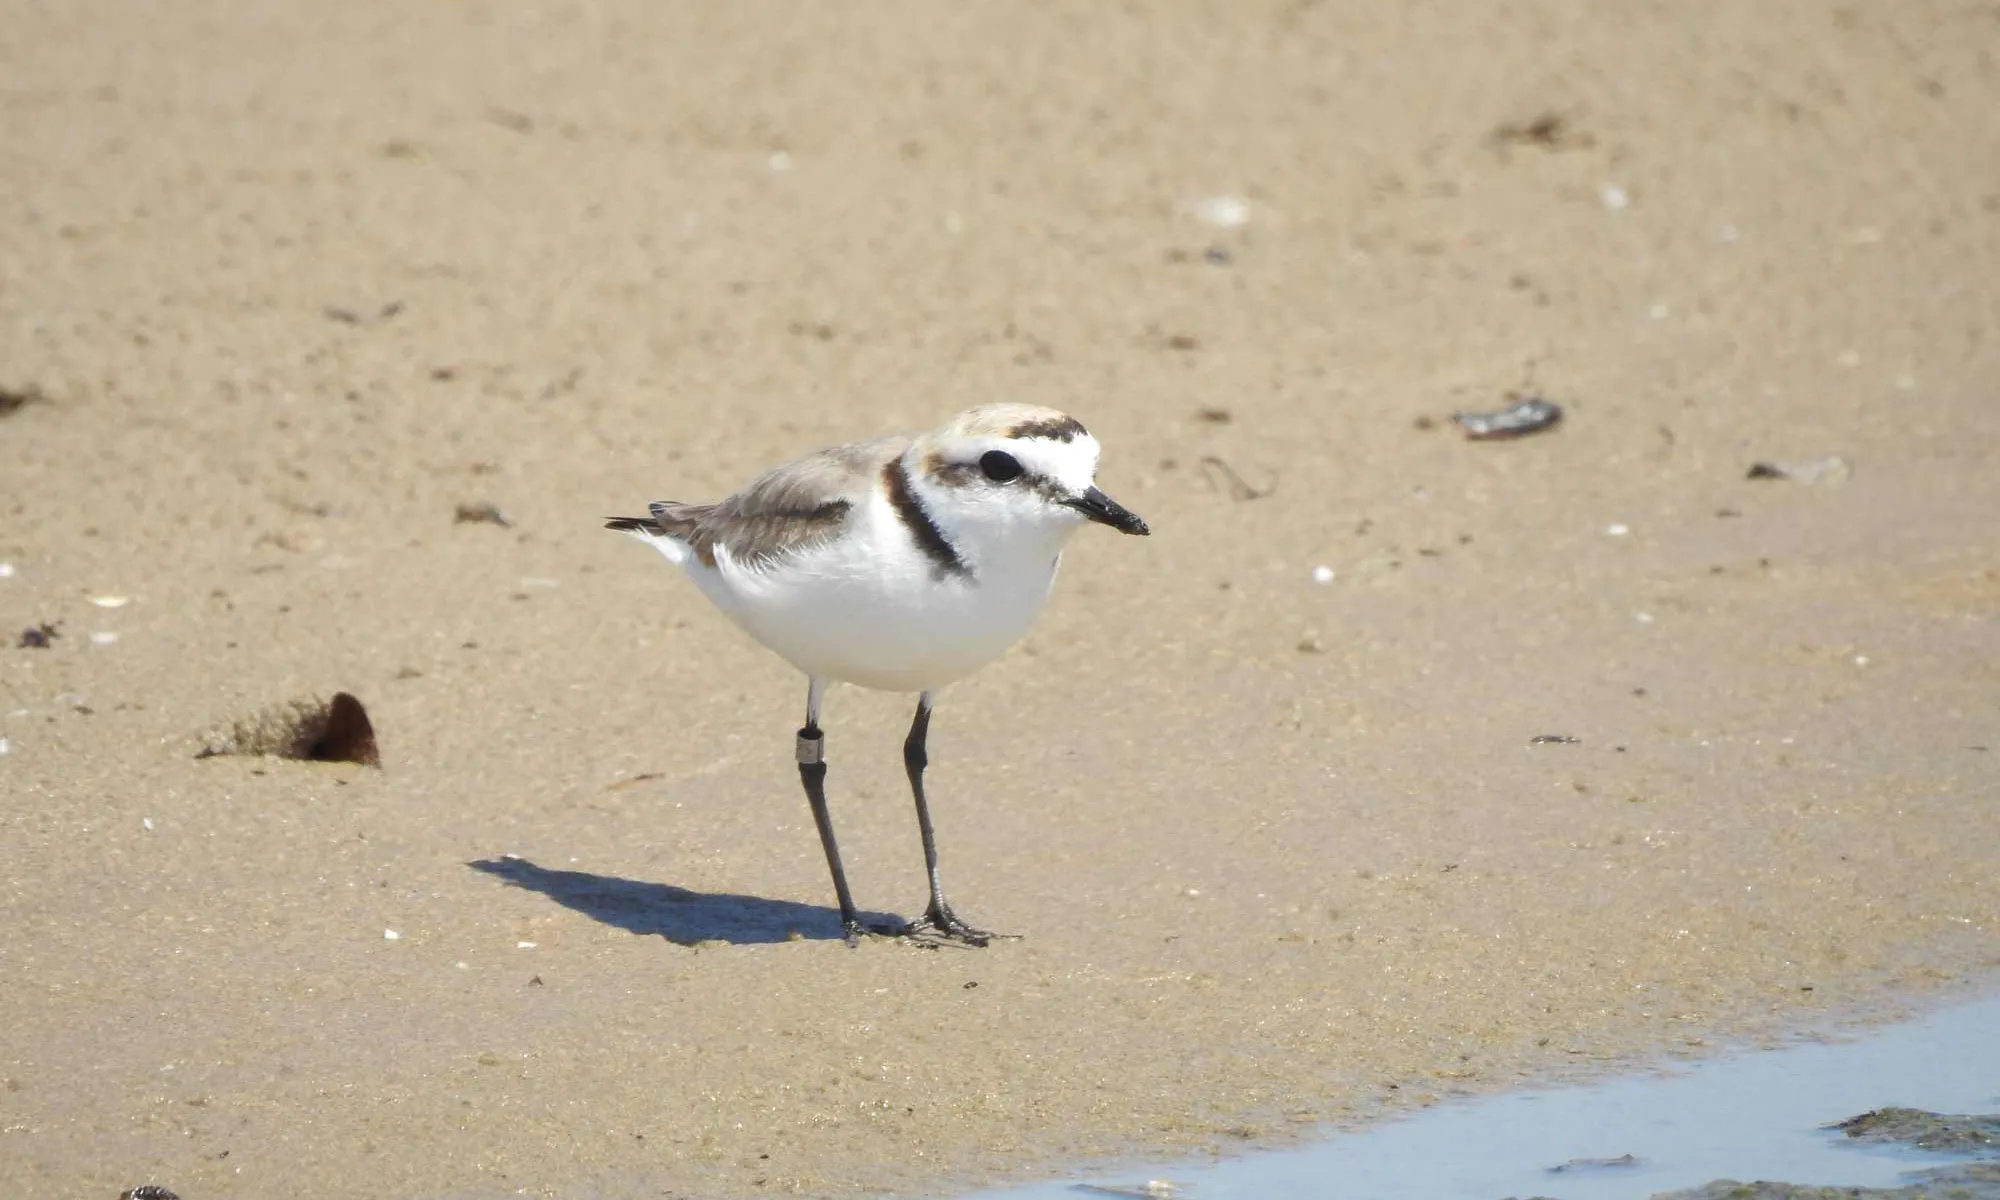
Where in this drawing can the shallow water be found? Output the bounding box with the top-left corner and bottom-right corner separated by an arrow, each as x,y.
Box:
961,993 -> 2000,1200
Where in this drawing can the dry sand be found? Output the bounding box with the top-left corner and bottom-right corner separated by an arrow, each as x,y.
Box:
4,2 -> 1998,1197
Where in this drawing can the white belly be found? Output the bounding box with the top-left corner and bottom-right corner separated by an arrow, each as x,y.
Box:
685,502 -> 1067,692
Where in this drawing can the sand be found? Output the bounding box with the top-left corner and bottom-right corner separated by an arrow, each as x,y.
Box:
3,2 -> 1997,1197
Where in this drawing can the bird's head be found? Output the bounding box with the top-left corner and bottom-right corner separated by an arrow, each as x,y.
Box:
909,405 -> 1150,552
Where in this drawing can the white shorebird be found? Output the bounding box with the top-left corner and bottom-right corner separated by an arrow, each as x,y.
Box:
608,404 -> 1149,946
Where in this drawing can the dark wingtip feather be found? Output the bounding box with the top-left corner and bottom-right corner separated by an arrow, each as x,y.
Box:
605,516 -> 664,534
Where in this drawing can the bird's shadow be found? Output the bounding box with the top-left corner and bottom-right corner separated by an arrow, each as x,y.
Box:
467,856 -> 899,946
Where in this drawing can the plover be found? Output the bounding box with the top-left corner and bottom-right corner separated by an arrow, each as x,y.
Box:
608,404 -> 1149,946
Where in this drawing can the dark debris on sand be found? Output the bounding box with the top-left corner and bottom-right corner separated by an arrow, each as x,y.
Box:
1832,1107 -> 2000,1154
1504,1109 -> 2000,1200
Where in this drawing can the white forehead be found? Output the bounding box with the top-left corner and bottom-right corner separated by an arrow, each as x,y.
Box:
929,404 -> 1104,490
1000,430 -> 1101,490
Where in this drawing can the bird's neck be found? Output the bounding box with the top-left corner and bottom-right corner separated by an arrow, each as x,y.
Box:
899,455 -> 1072,581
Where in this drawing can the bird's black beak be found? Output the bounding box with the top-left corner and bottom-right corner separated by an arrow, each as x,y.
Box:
1064,486 -> 1151,536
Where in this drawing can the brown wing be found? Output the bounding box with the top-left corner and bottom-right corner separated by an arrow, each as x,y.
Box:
642,434 -> 906,569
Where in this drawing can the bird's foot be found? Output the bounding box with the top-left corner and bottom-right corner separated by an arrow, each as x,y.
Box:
840,916 -> 914,948
904,901 -> 1014,948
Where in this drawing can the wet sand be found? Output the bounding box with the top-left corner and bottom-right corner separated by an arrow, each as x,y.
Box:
970,994 -> 2000,1199
3,3 -> 1998,1197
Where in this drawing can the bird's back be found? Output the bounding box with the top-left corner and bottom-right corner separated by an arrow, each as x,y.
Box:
608,435 -> 908,569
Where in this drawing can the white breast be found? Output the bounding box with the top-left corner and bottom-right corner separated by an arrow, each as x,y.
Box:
682,490 -> 1068,692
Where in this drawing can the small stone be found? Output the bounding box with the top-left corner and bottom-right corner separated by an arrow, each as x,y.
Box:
453,501 -> 511,528
1190,194 -> 1252,228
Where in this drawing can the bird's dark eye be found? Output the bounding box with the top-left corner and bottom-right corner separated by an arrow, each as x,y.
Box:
979,450 -> 1024,482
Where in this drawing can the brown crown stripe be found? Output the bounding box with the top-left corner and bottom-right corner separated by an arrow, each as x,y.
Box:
1005,415 -> 1088,442
883,458 -> 971,580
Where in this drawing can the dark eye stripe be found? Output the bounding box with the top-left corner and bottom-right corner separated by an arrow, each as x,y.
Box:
921,451 -> 1072,503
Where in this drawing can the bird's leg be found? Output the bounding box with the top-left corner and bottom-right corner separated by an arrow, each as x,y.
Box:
796,723 -> 862,944
902,693 -> 1011,947
796,678 -> 901,946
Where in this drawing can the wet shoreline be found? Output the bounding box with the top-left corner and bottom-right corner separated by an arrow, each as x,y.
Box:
964,990 -> 2000,1200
